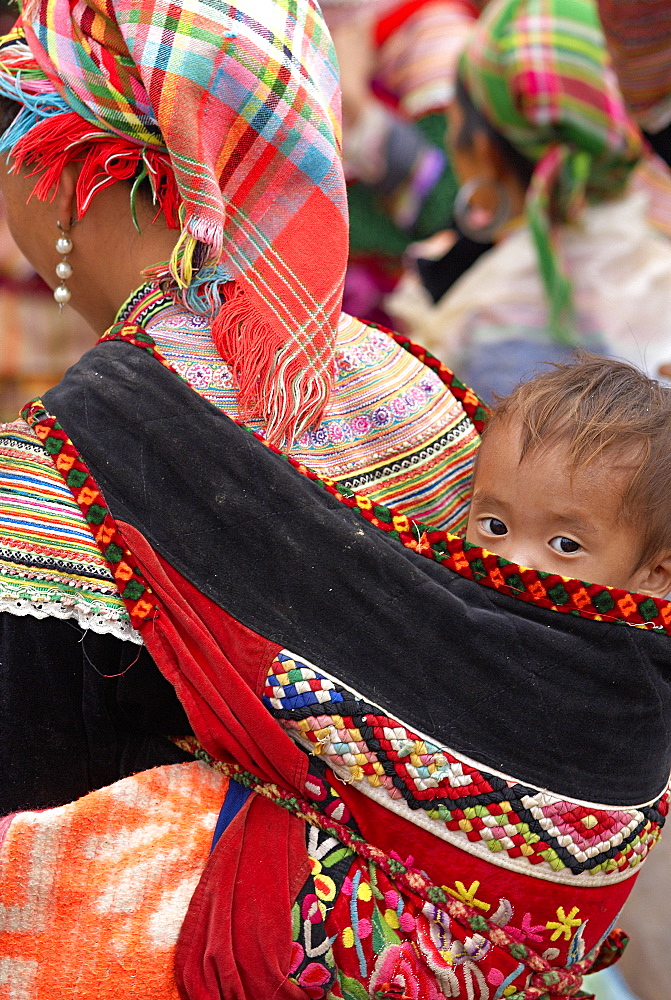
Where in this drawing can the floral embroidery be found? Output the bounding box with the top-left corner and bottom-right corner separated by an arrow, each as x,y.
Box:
546,907 -> 583,942
368,942 -> 444,1000
297,378 -> 442,451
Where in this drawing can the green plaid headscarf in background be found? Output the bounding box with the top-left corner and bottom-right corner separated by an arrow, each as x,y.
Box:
459,0 -> 642,343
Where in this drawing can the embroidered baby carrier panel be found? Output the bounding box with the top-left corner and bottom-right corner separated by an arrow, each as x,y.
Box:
0,419 -> 138,641
24,325 -> 671,999
120,286 -> 481,533
266,649 -> 669,887
178,740 -> 631,1000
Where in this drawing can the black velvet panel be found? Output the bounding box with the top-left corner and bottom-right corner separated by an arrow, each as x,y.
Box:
0,612 -> 192,813
44,341 -> 671,805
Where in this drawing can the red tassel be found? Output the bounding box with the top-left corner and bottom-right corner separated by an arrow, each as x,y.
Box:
211,282 -> 334,447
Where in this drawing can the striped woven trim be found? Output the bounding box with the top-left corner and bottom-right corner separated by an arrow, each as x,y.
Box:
0,420 -> 139,640
112,294 -> 480,533
384,325 -> 489,432
21,392 -> 158,635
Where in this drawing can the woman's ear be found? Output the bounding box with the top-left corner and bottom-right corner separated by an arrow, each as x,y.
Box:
54,161 -> 79,228
631,553 -> 671,599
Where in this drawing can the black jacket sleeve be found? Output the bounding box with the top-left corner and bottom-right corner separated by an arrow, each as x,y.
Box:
0,611 -> 192,813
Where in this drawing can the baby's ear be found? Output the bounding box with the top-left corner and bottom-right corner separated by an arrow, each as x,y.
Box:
632,553 -> 671,599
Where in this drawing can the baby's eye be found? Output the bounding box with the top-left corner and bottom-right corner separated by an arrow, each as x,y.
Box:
481,517 -> 508,536
549,536 -> 581,554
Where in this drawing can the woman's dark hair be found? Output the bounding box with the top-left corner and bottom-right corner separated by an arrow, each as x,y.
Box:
453,76 -> 534,192
0,95 -> 21,138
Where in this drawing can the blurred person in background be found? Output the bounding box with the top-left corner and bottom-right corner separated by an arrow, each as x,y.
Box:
323,0 -> 482,324
387,0 -> 671,404
598,0 -> 671,169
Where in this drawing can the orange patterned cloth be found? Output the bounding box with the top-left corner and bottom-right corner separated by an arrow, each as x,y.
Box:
0,762 -> 227,998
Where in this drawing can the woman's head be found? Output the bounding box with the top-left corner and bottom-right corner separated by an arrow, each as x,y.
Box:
0,0 -> 349,446
454,0 -> 642,340
450,77 -> 534,195
448,75 -> 534,236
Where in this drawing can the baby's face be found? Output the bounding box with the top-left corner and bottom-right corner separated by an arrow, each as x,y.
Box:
466,418 -> 644,592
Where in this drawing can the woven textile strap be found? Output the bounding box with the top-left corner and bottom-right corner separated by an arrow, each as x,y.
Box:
21,322 -> 671,635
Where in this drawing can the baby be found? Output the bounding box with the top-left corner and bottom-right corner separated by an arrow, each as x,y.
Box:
466,354 -> 671,597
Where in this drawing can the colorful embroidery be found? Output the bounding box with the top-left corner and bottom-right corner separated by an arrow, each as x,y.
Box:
20,392 -> 157,633
391,328 -> 489,433
289,827 -> 353,996
175,737 -> 627,1000
265,650 -> 668,884
0,419 -> 138,640
113,286 -> 480,533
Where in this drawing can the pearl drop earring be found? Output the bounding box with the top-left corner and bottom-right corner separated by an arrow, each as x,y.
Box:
54,220 -> 73,307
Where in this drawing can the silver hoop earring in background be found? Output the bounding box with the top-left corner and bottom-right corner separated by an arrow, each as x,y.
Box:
453,177 -> 511,244
54,220 -> 73,308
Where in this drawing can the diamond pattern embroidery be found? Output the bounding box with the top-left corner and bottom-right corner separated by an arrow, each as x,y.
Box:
265,650 -> 668,881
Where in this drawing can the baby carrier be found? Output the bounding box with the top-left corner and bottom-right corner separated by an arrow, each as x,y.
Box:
1,323 -> 669,1000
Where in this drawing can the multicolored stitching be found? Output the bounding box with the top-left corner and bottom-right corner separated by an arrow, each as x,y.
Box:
266,651 -> 667,881
20,388 -> 157,632
387,326 -> 490,434
174,736 -> 625,1000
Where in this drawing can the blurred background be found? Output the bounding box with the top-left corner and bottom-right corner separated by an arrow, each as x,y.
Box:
0,0 -> 669,992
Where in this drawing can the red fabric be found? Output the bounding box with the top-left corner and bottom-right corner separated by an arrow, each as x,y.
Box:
374,0 -> 479,47
330,771 -> 638,957
119,522 -> 638,995
118,521 -> 307,792
176,791 -> 311,1000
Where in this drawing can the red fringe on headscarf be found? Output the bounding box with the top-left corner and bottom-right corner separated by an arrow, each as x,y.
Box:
10,112 -> 181,228
211,282 -> 334,446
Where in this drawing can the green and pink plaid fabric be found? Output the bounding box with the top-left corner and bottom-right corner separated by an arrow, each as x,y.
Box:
1,0 -> 349,445
459,0 -> 642,344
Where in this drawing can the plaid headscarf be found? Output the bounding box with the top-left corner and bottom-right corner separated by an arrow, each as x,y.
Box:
458,0 -> 642,344
0,0 -> 348,446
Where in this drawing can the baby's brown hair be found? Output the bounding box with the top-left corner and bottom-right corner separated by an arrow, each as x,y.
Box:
482,354 -> 671,570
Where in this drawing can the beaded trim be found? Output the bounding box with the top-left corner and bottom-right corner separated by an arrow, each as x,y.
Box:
0,589 -> 141,641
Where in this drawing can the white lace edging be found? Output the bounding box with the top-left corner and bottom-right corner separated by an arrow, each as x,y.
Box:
0,593 -> 143,644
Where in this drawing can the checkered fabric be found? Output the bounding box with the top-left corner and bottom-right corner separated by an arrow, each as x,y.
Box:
458,0 -> 642,345
0,0 -> 349,446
